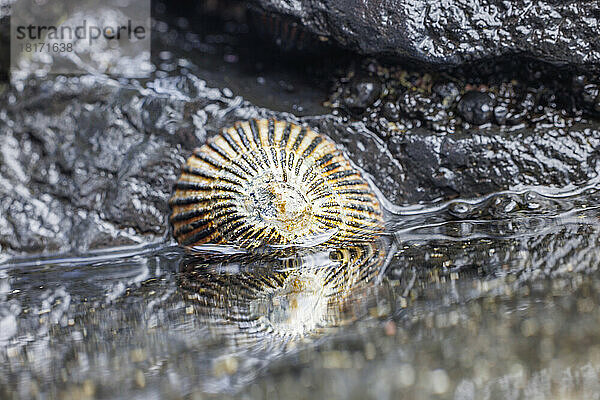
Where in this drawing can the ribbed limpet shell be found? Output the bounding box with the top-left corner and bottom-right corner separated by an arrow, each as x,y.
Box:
169,119 -> 384,249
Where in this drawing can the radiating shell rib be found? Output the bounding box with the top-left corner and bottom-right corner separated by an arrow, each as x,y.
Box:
169,118 -> 384,249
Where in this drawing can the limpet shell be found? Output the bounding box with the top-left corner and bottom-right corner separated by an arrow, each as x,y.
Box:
169,119 -> 384,249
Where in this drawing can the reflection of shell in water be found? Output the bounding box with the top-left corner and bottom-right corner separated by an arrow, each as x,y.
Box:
169,119 -> 384,249
179,241 -> 388,339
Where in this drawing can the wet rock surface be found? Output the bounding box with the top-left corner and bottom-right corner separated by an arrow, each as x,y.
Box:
251,0 -> 600,71
386,124 -> 600,202
0,80 -> 184,254
327,58 -> 600,203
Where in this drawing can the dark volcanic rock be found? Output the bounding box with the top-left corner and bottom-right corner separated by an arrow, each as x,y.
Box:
251,0 -> 600,70
326,59 -> 600,204
0,76 -> 248,256
387,124 -> 600,203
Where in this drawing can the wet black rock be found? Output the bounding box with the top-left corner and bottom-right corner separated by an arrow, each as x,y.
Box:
582,83 -> 600,114
457,90 -> 495,125
0,75 -> 249,256
387,124 -> 600,203
251,0 -> 600,71
328,58 -> 600,136
493,105 -> 509,125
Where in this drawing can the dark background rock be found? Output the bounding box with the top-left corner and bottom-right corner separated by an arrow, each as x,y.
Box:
387,124 -> 600,203
0,80 -> 190,254
251,0 -> 600,71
